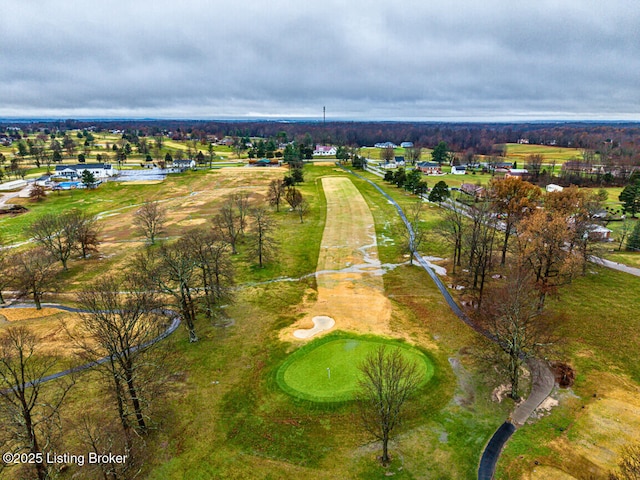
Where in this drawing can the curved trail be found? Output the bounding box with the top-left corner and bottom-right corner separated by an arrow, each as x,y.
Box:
340,166 -> 555,479
0,303 -> 181,391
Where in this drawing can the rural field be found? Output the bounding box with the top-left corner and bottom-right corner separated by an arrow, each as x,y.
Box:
1,158 -> 639,479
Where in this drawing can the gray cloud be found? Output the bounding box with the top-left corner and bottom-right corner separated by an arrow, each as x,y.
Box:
1,0 -> 639,119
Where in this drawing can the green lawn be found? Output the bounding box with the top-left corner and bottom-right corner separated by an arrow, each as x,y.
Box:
277,332 -> 435,402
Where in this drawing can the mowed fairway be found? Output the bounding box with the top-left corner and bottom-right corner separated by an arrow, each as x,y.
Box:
277,333 -> 434,402
282,176 -> 392,339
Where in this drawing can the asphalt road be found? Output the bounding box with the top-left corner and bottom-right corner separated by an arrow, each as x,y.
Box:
477,422 -> 516,480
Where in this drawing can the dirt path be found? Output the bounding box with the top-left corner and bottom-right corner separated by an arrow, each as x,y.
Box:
281,176 -> 392,340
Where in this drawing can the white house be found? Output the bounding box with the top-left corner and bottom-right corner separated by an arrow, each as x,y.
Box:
172,159 -> 197,170
54,163 -> 117,179
400,142 -> 414,148
313,145 -> 337,156
374,141 -> 398,148
451,165 -> 467,175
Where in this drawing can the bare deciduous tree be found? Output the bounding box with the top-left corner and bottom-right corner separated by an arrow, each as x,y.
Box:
133,244 -> 200,342
72,274 -> 164,437
0,327 -> 73,480
477,269 -> 556,400
380,145 -> 395,164
463,201 -> 498,308
285,186 -> 303,210
77,414 -> 141,480
404,146 -> 422,165
401,200 -> 427,265
133,201 -> 166,245
294,197 -> 310,223
234,191 -> 251,235
358,346 -> 422,466
68,209 -> 101,259
250,207 -> 277,267
180,229 -> 234,322
11,248 -> 59,309
213,197 -> 243,254
268,179 -> 286,212
437,195 -> 466,274
28,211 -> 79,270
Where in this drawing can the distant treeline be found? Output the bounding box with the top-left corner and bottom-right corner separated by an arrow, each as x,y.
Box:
3,119 -> 640,155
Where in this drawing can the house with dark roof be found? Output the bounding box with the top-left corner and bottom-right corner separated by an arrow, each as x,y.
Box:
460,183 -> 486,199
416,161 -> 442,175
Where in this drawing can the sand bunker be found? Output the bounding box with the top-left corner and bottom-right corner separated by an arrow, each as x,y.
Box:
293,316 -> 336,339
282,177 -> 392,340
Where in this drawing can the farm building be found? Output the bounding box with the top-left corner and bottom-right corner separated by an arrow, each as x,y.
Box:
451,165 -> 466,175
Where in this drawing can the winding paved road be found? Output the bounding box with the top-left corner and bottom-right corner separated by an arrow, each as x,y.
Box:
341,166 -> 556,479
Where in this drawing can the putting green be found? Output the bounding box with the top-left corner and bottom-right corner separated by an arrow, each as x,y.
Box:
277,334 -> 435,402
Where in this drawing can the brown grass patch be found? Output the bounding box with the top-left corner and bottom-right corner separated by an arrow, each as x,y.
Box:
525,466 -> 578,480
0,307 -> 61,321
0,308 -> 83,357
530,372 -> 640,478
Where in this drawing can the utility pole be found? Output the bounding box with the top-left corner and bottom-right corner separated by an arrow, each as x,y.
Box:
323,106 -> 326,125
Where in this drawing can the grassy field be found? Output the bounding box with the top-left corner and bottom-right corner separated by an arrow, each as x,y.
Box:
503,143 -> 585,165
4,161 -> 638,479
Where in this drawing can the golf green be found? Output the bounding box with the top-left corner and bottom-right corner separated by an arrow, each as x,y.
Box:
277,335 -> 435,402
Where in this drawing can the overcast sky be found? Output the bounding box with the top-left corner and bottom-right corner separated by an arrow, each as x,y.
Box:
1,0 -> 639,121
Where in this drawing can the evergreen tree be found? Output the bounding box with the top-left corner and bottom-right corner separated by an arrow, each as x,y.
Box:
619,181 -> 640,218
429,180 -> 450,202
431,141 -> 450,165
627,221 -> 640,251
